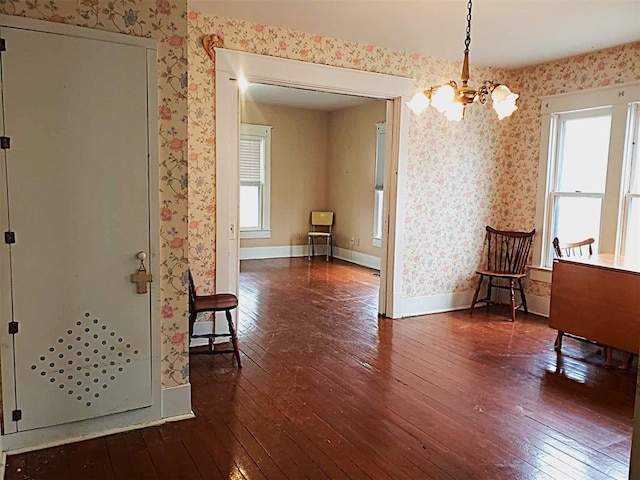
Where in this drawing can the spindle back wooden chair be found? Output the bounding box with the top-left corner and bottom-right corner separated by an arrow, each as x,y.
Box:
552,237 -> 594,258
188,270 -> 242,367
470,226 -> 536,322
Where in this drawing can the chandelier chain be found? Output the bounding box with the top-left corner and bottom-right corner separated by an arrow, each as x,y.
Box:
464,0 -> 472,49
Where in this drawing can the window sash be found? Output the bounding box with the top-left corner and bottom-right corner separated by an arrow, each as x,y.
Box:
373,189 -> 384,241
543,192 -> 604,268
621,194 -> 640,262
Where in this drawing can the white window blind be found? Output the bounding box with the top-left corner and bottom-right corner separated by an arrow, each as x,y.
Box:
240,135 -> 263,185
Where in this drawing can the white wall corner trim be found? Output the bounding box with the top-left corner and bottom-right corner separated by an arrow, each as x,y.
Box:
161,383 -> 193,419
402,291 -> 474,317
526,294 -> 550,318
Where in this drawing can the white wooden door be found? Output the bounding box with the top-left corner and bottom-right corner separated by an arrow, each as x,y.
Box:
0,24 -> 154,432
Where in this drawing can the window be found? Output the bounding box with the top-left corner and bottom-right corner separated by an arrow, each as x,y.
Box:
621,103 -> 640,263
373,122 -> 386,248
239,124 -> 272,239
534,82 -> 640,270
545,108 -> 611,265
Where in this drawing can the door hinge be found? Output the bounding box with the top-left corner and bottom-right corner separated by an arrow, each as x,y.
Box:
11,409 -> 21,422
8,321 -> 18,334
0,39 -> 6,52
4,231 -> 15,244
0,137 -> 10,149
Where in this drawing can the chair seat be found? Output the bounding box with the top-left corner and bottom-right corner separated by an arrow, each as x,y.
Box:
475,269 -> 527,279
194,293 -> 238,312
308,232 -> 331,238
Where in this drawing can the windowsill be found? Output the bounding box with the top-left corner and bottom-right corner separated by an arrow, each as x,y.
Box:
240,229 -> 271,239
528,265 -> 552,283
372,238 -> 382,248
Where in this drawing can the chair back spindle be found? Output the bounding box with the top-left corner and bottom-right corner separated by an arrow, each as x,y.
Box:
552,237 -> 594,258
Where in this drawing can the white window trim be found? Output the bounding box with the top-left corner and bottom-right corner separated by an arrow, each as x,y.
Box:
239,123 -> 272,239
618,103 -> 640,256
532,81 -> 640,276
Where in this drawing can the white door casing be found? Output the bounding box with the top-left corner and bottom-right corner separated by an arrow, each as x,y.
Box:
0,17 -> 159,434
214,48 -> 413,318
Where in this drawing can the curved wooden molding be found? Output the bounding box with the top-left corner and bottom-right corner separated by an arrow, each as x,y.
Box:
203,34 -> 224,62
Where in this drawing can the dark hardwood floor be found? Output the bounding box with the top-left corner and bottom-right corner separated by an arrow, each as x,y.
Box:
5,258 -> 635,479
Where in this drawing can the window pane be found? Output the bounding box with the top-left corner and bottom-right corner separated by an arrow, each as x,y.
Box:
240,185 -> 261,229
551,196 -> 602,256
629,105 -> 640,193
557,114 -> 611,192
373,189 -> 384,239
624,197 -> 640,263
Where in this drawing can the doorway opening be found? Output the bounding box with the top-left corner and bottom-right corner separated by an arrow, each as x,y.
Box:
214,48 -> 414,323
238,82 -> 388,329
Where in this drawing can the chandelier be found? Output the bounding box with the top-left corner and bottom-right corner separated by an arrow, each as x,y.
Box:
406,0 -> 518,121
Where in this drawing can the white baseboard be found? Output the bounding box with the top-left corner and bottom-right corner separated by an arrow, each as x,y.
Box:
402,291 -> 474,317
239,244 -> 380,271
332,246 -> 380,270
240,244 -> 312,260
401,290 -> 550,319
161,383 -> 192,419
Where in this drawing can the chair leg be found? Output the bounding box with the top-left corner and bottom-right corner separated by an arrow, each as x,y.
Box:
308,235 -> 311,260
517,278 -> 528,313
470,275 -> 483,315
604,346 -> 613,368
486,277 -> 494,306
225,309 -> 242,368
509,278 -> 516,322
312,237 -> 315,257
326,236 -> 329,261
554,331 -> 563,352
620,352 -> 635,370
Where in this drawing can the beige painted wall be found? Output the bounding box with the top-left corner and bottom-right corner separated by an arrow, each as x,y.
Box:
240,102 -> 329,248
327,101 -> 387,257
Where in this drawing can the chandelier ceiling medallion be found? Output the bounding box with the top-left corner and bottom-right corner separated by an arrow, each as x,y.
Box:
407,0 -> 518,122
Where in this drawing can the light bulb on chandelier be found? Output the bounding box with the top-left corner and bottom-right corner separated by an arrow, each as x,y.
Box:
406,0 -> 518,121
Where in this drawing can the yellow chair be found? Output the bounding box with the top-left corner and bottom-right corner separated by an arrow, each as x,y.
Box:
308,211 -> 334,261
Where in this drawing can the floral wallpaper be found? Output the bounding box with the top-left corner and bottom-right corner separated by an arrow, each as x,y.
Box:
188,13 -> 640,307
0,0 -> 190,387
502,42 -> 640,299
187,13 -> 510,301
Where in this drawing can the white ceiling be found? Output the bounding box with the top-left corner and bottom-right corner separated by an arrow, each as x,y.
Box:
191,0 -> 640,69
243,83 -> 377,111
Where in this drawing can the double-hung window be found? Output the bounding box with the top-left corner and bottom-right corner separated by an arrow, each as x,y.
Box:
534,82 -> 640,271
545,108 -> 611,264
239,124 -> 272,239
373,122 -> 386,248
621,103 -> 640,263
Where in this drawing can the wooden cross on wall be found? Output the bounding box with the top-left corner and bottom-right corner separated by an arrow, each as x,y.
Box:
131,267 -> 153,294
